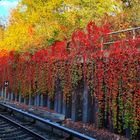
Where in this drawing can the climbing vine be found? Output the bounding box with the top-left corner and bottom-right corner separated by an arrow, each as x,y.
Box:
0,21 -> 140,137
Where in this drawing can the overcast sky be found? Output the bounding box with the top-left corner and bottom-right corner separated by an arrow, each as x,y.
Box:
0,0 -> 19,24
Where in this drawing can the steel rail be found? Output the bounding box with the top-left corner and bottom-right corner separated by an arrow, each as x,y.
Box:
0,102 -> 96,140
0,113 -> 48,140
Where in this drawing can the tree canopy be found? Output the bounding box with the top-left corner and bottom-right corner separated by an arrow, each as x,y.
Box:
0,0 -> 139,52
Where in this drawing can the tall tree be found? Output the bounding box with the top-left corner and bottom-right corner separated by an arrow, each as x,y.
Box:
0,0 -> 121,52
122,0 -> 140,26
106,0 -> 140,30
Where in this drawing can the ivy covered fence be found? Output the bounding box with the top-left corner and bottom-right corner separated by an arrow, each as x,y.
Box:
0,22 -> 140,139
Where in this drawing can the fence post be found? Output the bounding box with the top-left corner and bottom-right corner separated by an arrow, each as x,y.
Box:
28,94 -> 32,107
47,96 -> 54,110
93,96 -> 99,127
125,127 -> 131,139
14,94 -> 17,102
82,80 -> 90,123
54,79 -> 63,113
24,97 -> 26,104
47,96 -> 51,109
132,29 -> 136,40
57,91 -> 63,113
17,93 -> 19,102
1,88 -> 4,99
43,94 -> 47,107
62,96 -> 72,118
34,95 -> 36,106
54,92 -> 58,112
40,94 -> 44,107
71,81 -> 83,122
7,93 -> 10,101
11,93 -> 14,101
37,94 -> 40,106
71,91 -> 78,121
62,98 -> 66,115
19,93 -> 22,103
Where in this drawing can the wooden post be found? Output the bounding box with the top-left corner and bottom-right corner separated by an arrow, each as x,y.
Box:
54,79 -> 62,113
1,88 -> 4,98
24,97 -> 28,105
57,91 -> 63,113
125,127 -> 131,139
62,98 -> 66,115
54,92 -> 58,112
132,29 -> 136,40
7,93 -> 10,101
34,95 -> 37,106
34,94 -> 40,107
93,97 -> 98,127
71,91 -> 78,121
28,94 -> 32,107
36,94 -> 40,106
71,81 -> 83,122
17,93 -> 19,102
82,81 -> 91,123
62,97 -> 71,118
14,94 -> 17,102
40,94 -> 44,107
11,93 -> 14,101
47,96 -> 51,109
18,94 -> 22,103
24,98 -> 26,104
43,94 -> 47,107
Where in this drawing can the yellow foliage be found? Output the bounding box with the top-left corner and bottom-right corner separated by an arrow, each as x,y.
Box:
0,0 -> 122,52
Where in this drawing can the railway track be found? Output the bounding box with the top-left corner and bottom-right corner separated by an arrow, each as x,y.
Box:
0,108 -> 64,140
0,103 -> 96,140
0,114 -> 41,140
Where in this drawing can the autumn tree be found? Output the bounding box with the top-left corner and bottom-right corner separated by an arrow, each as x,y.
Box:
0,0 -> 122,52
122,0 -> 140,26
105,0 -> 140,30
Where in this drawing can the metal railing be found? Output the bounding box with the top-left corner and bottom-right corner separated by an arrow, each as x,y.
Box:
103,26 -> 140,46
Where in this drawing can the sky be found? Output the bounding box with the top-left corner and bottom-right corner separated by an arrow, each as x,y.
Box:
0,0 -> 19,24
